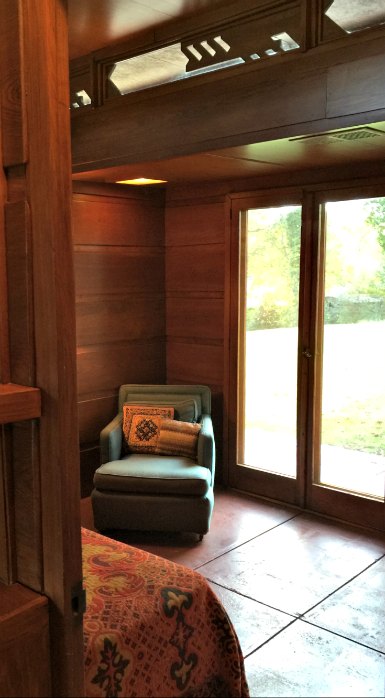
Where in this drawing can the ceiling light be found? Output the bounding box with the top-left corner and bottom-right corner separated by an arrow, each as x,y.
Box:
116,178 -> 167,185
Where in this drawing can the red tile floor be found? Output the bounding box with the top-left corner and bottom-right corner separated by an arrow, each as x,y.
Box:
80,488 -> 385,697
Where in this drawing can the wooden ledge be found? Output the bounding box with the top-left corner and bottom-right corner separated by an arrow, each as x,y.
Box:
0,383 -> 41,424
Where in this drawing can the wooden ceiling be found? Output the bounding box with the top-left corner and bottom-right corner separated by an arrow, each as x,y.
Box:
67,0 -> 231,60
68,1 -> 385,186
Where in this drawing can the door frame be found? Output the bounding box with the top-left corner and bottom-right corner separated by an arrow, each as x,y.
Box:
225,180 -> 385,532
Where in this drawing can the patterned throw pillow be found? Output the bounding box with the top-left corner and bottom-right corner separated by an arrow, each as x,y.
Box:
156,418 -> 201,460
122,405 -> 174,452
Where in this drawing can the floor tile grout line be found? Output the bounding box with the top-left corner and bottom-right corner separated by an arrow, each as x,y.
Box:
295,552 -> 385,619
204,577 -> 297,619
299,617 -> 385,657
242,616 -> 299,659
192,512 -> 301,571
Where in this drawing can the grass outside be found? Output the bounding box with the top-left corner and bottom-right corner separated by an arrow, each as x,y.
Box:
245,321 -> 385,456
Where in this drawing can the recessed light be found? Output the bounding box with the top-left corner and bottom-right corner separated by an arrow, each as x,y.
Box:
116,178 -> 167,185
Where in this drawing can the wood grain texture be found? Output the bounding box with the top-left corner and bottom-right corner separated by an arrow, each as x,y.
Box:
5,201 -> 35,386
73,192 -> 164,246
77,341 -> 166,396
78,393 -> 117,444
76,295 -> 165,345
12,421 -> 43,590
74,245 -> 164,296
166,244 -> 224,294
0,384 -> 41,424
327,54 -> 385,118
165,202 -> 225,246
165,198 -> 226,481
166,296 -> 224,341
0,427 -> 12,584
0,582 -> 50,697
0,0 -> 26,167
19,1 -> 85,694
73,186 -> 166,497
0,162 -> 10,383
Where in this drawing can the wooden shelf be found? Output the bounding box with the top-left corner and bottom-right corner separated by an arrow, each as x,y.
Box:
0,383 -> 41,424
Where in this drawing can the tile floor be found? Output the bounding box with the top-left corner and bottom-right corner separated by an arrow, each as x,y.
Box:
80,488 -> 385,697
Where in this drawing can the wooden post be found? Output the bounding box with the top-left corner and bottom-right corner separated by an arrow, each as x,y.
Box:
0,0 -> 84,695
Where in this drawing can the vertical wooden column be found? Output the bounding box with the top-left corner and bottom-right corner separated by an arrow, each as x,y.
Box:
0,0 -> 84,695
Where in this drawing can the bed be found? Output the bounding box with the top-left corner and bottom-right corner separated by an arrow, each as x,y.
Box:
82,527 -> 249,697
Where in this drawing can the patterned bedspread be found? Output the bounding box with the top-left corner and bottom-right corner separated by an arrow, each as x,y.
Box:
82,527 -> 249,697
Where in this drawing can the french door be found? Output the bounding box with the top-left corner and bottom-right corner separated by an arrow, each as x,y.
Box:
228,187 -> 385,531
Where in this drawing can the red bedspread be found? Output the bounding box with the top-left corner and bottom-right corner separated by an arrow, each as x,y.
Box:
82,527 -> 249,697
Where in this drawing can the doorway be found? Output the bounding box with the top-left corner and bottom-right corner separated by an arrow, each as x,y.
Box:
228,188 -> 385,530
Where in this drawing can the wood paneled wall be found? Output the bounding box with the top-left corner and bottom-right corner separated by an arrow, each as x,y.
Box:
165,197 -> 227,481
72,183 -> 166,495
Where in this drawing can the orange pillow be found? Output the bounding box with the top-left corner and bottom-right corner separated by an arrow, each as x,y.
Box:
122,405 -> 174,453
156,418 -> 201,460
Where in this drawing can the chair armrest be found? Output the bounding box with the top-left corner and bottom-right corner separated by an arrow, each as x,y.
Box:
197,414 -> 215,482
100,414 -> 123,464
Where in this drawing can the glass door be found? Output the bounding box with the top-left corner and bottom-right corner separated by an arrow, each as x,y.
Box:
228,190 -> 385,529
309,195 -> 385,528
229,195 -> 304,505
240,205 -> 301,477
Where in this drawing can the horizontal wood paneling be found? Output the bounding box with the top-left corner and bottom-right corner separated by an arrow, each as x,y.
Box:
78,393 -> 117,444
166,244 -> 224,294
74,246 -> 164,296
79,447 -> 99,498
166,342 -> 223,387
73,194 -> 164,246
165,202 -> 225,246
73,187 -> 166,494
165,199 -> 226,481
0,582 -> 50,697
327,54 -> 385,118
166,296 -> 223,341
77,341 -> 165,395
76,295 -> 164,345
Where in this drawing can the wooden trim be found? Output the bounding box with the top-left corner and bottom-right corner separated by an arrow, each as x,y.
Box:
71,31 -> 385,174
0,384 -> 41,424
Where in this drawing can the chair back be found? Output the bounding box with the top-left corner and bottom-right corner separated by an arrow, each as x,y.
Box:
118,384 -> 211,420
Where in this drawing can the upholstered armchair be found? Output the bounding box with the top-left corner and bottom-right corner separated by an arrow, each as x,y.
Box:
91,384 -> 215,539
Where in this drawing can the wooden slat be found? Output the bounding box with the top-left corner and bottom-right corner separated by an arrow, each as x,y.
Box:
12,421 -> 43,590
165,202 -> 225,245
166,296 -> 224,341
0,0 -> 27,167
74,246 -> 164,296
5,201 -> 35,386
78,393 -> 118,444
76,294 -> 165,345
72,193 -> 164,246
0,384 -> 41,424
77,341 -> 166,396
166,243 -> 224,294
0,582 -> 50,698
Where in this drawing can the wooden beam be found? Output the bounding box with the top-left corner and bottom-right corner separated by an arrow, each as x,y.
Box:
71,32 -> 385,173
0,384 -> 41,424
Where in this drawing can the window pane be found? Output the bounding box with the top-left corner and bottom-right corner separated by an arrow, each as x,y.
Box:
320,198 -> 385,499
240,205 -> 301,477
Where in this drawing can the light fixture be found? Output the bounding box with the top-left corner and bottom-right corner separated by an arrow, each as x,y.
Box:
116,177 -> 167,185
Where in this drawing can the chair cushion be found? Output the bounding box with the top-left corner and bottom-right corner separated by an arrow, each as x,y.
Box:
94,455 -> 211,496
122,405 -> 174,452
156,418 -> 201,459
123,398 -> 198,423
